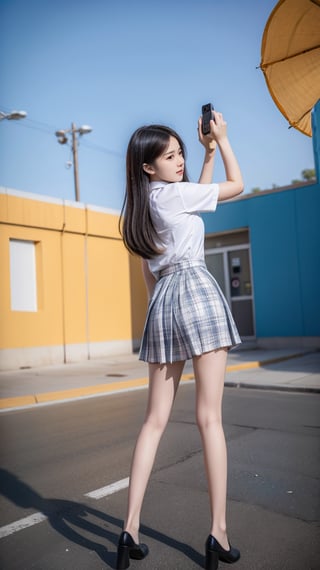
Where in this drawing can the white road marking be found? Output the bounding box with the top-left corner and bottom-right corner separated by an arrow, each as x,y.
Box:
0,477 -> 129,539
84,476 -> 129,499
0,512 -> 48,538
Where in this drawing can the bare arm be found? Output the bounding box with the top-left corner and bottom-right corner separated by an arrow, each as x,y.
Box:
197,111 -> 243,200
216,136 -> 244,201
210,111 -> 244,201
198,116 -> 217,183
141,258 -> 156,300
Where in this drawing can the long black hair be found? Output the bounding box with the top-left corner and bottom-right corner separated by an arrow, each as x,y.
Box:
119,124 -> 189,259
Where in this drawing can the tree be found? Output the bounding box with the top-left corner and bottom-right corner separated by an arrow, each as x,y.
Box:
301,168 -> 316,181
250,167 -> 316,194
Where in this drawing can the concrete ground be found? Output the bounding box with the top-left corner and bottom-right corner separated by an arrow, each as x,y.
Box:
0,346 -> 319,411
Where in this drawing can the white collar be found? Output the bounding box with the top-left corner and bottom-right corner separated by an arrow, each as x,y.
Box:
149,180 -> 169,191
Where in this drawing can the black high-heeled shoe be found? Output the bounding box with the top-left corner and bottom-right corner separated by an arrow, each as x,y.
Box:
205,534 -> 240,569
116,531 -> 149,570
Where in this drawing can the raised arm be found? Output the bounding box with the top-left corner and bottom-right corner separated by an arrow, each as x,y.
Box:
210,111 -> 244,201
198,116 -> 217,184
197,111 -> 243,200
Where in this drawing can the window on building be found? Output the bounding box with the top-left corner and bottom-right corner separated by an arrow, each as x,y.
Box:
10,239 -> 38,312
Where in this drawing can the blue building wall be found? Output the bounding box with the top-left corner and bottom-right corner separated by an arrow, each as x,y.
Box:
203,103 -> 320,343
312,100 -> 320,183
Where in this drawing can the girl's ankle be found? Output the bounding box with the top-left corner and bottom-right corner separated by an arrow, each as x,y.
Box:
211,525 -> 228,548
123,523 -> 139,543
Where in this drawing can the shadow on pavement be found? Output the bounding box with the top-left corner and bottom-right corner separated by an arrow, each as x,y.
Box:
0,468 -> 204,568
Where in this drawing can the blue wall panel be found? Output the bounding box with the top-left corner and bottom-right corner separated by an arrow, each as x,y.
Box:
295,184 -> 320,335
248,191 -> 303,336
312,100 -> 320,183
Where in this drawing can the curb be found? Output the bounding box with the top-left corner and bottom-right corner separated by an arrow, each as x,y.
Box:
0,377 -> 150,411
224,382 -> 320,394
0,351 -> 315,411
226,351 -> 311,371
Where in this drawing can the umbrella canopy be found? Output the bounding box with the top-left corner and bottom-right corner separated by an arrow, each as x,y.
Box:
260,0 -> 320,136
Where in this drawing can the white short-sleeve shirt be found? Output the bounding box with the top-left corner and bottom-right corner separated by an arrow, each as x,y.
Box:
147,180 -> 219,277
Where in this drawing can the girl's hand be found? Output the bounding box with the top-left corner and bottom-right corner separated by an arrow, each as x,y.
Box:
198,116 -> 217,153
198,111 -> 228,150
210,111 -> 228,142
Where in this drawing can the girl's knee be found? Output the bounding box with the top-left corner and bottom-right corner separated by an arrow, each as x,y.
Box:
196,411 -> 222,432
143,412 -> 169,434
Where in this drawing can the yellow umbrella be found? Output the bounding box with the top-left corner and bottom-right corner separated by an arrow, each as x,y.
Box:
260,0 -> 320,137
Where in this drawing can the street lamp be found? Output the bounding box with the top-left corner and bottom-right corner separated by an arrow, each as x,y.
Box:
0,110 -> 27,121
55,123 -> 92,202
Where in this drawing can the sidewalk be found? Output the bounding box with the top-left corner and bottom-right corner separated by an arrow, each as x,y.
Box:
0,346 -> 319,411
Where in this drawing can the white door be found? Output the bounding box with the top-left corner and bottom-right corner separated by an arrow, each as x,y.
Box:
205,245 -> 255,338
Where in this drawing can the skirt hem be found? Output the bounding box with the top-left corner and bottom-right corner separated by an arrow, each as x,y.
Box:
139,339 -> 242,364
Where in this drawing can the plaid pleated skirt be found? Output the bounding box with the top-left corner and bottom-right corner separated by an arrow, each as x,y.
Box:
139,259 -> 241,363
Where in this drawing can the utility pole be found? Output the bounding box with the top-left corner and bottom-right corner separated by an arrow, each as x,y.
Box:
71,123 -> 80,202
55,123 -> 92,202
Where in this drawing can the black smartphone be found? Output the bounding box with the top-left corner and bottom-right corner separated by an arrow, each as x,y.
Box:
201,103 -> 214,135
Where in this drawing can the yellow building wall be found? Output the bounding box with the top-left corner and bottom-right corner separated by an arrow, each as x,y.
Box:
61,232 -> 87,344
0,224 -> 64,348
87,237 -> 131,342
3,192 -> 64,229
129,255 -> 148,348
0,189 -> 138,370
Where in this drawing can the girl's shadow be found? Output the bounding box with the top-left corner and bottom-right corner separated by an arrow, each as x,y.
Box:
0,468 -> 203,568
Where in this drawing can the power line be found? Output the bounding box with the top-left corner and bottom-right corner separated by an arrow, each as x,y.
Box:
0,104 -> 124,158
81,139 -> 123,157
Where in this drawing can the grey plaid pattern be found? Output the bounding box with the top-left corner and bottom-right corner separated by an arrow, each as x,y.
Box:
139,260 -> 241,363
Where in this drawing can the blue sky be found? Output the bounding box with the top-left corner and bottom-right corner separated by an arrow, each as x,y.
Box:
0,0 -> 315,211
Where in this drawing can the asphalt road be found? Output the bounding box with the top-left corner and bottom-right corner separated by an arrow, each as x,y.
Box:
0,384 -> 319,569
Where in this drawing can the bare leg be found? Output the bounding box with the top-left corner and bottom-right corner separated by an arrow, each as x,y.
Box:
123,360 -> 185,543
193,348 -> 230,550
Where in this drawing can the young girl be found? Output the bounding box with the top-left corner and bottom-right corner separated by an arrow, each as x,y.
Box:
117,110 -> 244,570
